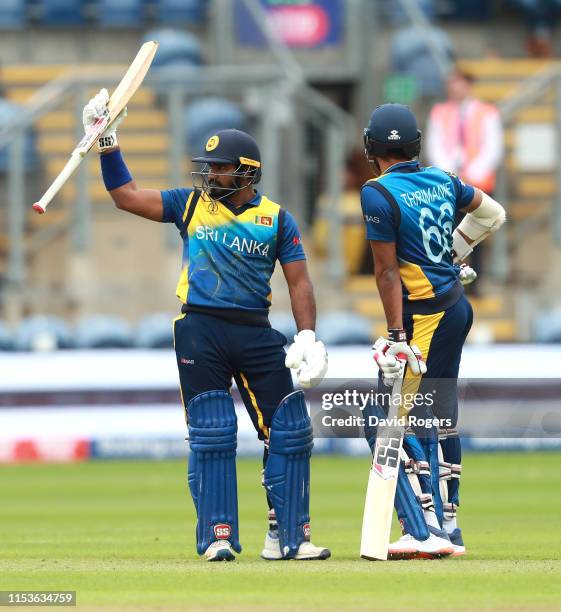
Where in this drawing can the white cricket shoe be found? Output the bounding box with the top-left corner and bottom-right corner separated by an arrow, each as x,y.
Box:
450,542 -> 466,557
204,540 -> 236,562
387,534 -> 418,560
448,528 -> 466,557
261,532 -> 331,561
388,533 -> 454,560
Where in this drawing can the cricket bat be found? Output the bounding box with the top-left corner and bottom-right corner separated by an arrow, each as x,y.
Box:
32,40 -> 159,214
360,354 -> 407,561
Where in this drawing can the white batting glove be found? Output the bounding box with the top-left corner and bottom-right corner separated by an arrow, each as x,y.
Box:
373,330 -> 427,386
372,337 -> 403,386
285,330 -> 328,389
82,88 -> 127,152
455,263 -> 477,286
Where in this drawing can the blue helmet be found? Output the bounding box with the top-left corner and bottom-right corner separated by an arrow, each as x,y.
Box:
191,129 -> 262,201
363,104 -> 421,160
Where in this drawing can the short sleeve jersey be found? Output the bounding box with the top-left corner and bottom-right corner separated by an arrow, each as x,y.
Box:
360,161 -> 475,305
161,188 -> 305,312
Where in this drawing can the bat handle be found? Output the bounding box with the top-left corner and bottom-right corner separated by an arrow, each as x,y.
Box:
32,152 -> 82,214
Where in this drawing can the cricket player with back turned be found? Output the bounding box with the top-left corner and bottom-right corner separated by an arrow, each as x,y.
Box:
82,89 -> 330,562
361,103 -> 506,559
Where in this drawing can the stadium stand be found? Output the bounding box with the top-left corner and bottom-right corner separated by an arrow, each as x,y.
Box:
459,58 -> 552,240
14,315 -> 73,351
184,97 -> 246,154
0,100 -> 39,172
390,26 -> 455,98
75,315 -> 134,349
144,29 -> 203,67
438,0 -> 492,20
135,313 -> 175,349
0,0 -> 25,30
0,4 -> 557,344
379,0 -> 436,25
533,305 -> 561,342
346,275 -> 515,342
154,0 -> 208,26
97,0 -> 144,28
38,0 -> 85,26
317,311 -> 372,346
0,320 -> 13,350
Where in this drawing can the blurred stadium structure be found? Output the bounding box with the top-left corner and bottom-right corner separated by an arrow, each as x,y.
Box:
2,0 -> 561,344
2,0 -> 561,461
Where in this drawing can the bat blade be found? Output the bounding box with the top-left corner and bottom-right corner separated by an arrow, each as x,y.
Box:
360,429 -> 403,560
107,40 -> 158,124
360,357 -> 407,561
32,40 -> 158,214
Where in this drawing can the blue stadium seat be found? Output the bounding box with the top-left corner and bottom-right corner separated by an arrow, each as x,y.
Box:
0,321 -> 13,351
39,0 -> 84,25
135,313 -> 174,349
142,29 -> 204,96
533,307 -> 561,343
390,26 -> 454,98
509,0 -> 561,26
269,312 -> 297,344
317,312 -> 372,346
0,0 -> 25,29
439,0 -> 492,20
184,97 -> 245,155
75,315 -> 133,349
98,0 -> 143,28
143,29 -> 203,67
155,0 -> 207,26
379,0 -> 435,26
14,316 -> 73,351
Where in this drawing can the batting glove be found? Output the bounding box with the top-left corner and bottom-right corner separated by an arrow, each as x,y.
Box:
373,329 -> 427,386
455,263 -> 478,286
82,88 -> 127,153
285,329 -> 328,388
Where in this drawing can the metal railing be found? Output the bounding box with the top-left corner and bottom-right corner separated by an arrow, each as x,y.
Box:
492,64 -> 561,282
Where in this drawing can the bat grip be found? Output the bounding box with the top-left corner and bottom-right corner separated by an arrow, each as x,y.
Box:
32,152 -> 82,214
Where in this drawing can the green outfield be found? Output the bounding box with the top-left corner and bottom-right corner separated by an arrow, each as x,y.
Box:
1,452 -> 560,610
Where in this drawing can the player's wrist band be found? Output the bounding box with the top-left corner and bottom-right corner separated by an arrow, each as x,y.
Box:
100,149 -> 133,191
388,328 -> 407,343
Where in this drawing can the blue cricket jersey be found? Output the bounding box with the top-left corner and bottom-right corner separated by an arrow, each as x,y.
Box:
361,160 -> 475,314
161,187 -> 305,321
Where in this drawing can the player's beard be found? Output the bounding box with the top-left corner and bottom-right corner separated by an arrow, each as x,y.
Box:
207,179 -> 236,202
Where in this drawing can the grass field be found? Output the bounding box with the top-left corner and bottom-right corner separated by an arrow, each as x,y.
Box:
1,452 -> 561,610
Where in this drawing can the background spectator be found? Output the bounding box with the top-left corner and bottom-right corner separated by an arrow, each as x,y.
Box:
426,68 -> 504,285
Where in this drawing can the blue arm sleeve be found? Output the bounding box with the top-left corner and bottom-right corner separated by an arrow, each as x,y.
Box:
450,175 -> 476,210
360,185 -> 397,242
278,210 -> 306,264
160,188 -> 194,230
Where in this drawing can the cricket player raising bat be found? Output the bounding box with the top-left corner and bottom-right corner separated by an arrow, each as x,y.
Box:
361,104 -> 506,559
83,89 -> 330,562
